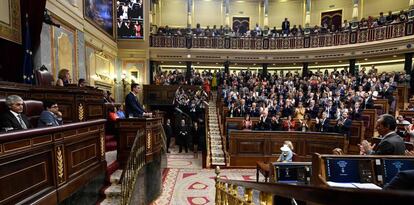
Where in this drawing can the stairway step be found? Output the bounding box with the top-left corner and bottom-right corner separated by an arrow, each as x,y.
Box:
106,161 -> 120,182
105,150 -> 117,166
104,184 -> 121,197
110,169 -> 123,185
100,198 -> 121,205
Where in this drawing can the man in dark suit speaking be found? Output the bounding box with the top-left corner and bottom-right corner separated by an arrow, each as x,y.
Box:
0,95 -> 31,131
125,83 -> 151,118
359,114 -> 405,155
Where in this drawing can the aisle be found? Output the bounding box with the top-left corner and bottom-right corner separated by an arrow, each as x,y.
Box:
152,147 -> 259,205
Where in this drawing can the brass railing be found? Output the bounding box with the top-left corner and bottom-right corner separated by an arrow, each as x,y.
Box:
120,130 -> 146,205
214,166 -> 414,205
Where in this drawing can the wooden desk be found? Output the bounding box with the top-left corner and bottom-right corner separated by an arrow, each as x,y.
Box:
0,81 -> 104,123
312,153 -> 414,187
228,130 -> 348,167
225,117 -> 364,154
116,117 -> 163,168
0,119 -> 106,204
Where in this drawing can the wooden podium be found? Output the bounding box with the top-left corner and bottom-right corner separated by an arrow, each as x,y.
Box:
116,117 -> 163,168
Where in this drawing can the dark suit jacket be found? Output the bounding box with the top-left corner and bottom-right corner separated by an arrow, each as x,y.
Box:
257,117 -> 272,130
0,111 -> 31,131
125,92 -> 145,118
38,111 -> 62,127
282,21 -> 290,31
370,132 -> 406,155
384,170 -> 414,190
316,118 -> 331,132
362,97 -> 374,109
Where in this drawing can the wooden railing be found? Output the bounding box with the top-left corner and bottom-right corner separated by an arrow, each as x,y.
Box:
215,166 -> 414,205
0,81 -> 104,123
0,119 -> 106,204
151,22 -> 413,50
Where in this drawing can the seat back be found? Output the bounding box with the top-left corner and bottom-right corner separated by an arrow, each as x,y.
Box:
0,99 -> 7,114
23,100 -> 43,127
34,67 -> 54,86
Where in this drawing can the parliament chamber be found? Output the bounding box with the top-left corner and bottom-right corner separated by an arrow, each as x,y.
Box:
1,0 -> 414,204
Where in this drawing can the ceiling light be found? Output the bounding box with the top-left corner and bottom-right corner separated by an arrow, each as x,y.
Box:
393,55 -> 397,58
364,58 -> 368,61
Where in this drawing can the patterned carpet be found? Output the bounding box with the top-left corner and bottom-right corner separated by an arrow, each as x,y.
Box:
152,149 -> 260,205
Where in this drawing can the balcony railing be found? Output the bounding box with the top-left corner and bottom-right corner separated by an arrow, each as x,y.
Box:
150,22 -> 414,50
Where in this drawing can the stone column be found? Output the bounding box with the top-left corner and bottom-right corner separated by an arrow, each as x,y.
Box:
262,63 -> 268,77
409,0 -> 414,20
405,53 -> 413,74
302,62 -> 309,77
349,59 -> 356,75
186,61 -> 192,82
187,0 -> 193,28
264,0 -> 269,27
351,0 -> 359,29
224,0 -> 230,26
304,0 -> 311,35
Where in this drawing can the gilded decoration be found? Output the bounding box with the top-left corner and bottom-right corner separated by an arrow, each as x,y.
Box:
56,146 -> 64,183
78,103 -> 84,121
100,133 -> 105,158
0,0 -> 21,44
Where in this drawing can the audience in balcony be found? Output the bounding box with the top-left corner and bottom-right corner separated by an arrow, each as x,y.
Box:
152,8 -> 410,39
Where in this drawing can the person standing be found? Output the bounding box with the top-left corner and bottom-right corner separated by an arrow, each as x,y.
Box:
359,114 -> 405,155
0,95 -> 31,131
38,100 -> 63,127
178,119 -> 190,153
164,119 -> 174,153
281,18 -> 290,35
125,83 -> 149,118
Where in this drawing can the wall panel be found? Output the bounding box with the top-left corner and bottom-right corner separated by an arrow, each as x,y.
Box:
194,0 -> 223,27
268,0 -> 304,29
230,0 -> 260,30
160,0 -> 187,27
363,0 -> 409,18
310,0 -> 354,26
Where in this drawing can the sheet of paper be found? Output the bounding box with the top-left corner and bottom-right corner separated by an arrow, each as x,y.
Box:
326,181 -> 357,188
352,183 -> 382,190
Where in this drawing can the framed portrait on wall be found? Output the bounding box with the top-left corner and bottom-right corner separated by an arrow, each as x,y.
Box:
0,0 -> 21,44
84,0 -> 115,39
116,0 -> 144,39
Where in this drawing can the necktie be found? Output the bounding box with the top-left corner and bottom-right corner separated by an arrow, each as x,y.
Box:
17,114 -> 28,129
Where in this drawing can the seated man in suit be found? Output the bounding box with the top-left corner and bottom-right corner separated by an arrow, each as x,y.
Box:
125,83 -> 151,118
38,100 -> 63,127
0,95 -> 31,131
359,114 -> 405,155
335,111 -> 352,136
256,110 -> 271,130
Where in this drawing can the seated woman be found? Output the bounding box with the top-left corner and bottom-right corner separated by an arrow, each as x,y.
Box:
56,69 -> 70,86
241,114 -> 252,130
277,141 -> 295,162
108,107 -> 119,121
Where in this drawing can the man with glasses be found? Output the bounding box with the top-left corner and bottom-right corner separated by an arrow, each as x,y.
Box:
0,95 -> 31,131
38,100 -> 63,127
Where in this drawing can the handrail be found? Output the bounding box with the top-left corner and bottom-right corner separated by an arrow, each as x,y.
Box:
120,130 -> 146,205
214,167 -> 414,205
150,22 -> 411,50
